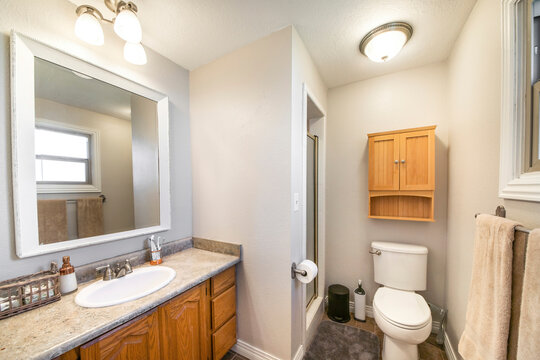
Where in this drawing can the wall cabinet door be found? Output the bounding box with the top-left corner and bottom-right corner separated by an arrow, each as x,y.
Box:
80,310 -> 160,360
399,130 -> 435,190
368,134 -> 400,190
158,282 -> 209,360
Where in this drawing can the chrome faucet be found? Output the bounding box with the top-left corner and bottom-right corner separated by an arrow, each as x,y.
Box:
96,259 -> 134,281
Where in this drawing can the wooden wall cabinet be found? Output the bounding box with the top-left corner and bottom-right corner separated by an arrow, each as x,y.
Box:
368,126 -> 436,221
60,266 -> 237,360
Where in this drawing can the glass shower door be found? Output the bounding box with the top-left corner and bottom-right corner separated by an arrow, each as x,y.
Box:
306,133 -> 318,308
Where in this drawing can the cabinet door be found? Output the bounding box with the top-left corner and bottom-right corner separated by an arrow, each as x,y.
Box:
369,134 -> 400,190
80,310 -> 160,360
399,130 -> 435,190
159,282 -> 209,360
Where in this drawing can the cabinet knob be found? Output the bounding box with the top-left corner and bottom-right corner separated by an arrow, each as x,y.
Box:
394,160 -> 398,164
401,160 -> 406,163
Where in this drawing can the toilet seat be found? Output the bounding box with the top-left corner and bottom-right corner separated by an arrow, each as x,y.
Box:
373,287 -> 431,330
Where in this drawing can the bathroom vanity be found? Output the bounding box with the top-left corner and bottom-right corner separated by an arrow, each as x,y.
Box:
1,247 -> 240,360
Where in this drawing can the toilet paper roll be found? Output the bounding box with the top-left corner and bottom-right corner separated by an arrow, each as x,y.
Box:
296,259 -> 318,284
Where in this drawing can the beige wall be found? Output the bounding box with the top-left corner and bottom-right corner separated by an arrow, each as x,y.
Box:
35,98 -> 136,236
191,28 -> 293,359
290,27 -> 328,356
446,0 -> 540,355
0,0 -> 191,281
131,95 -> 160,228
326,62 -> 449,308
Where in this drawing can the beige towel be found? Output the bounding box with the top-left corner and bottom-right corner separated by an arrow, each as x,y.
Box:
77,198 -> 104,238
458,214 -> 519,360
37,200 -> 68,244
516,229 -> 540,359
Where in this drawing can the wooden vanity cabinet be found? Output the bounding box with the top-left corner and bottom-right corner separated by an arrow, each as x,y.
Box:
60,266 -> 237,360
368,126 -> 436,221
209,267 -> 237,360
80,309 -> 160,360
158,282 -> 209,360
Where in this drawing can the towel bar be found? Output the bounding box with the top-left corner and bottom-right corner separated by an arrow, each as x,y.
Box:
474,206 -> 531,234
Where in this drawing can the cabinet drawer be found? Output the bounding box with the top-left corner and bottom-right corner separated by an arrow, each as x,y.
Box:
211,285 -> 236,329
211,266 -> 235,296
212,315 -> 237,360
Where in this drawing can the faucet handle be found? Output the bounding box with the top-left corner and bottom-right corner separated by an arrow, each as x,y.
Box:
124,259 -> 134,274
96,264 -> 114,281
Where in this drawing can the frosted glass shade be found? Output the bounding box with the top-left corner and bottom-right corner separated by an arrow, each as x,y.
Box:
364,30 -> 407,63
124,42 -> 147,65
114,9 -> 142,43
75,12 -> 104,46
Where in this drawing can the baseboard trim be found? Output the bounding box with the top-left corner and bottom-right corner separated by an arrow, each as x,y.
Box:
293,345 -> 304,360
232,340 -> 281,360
444,332 -> 458,360
324,297 -> 441,334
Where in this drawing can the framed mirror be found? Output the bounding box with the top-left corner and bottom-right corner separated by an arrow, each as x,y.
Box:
11,31 -> 171,257
500,0 -> 540,202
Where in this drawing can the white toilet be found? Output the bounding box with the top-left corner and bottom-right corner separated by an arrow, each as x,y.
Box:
370,241 -> 432,360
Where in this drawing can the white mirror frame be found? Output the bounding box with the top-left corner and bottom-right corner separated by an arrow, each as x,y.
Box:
500,0 -> 540,202
11,31 -> 171,257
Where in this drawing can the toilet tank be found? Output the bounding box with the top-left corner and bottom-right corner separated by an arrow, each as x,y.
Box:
371,241 -> 428,291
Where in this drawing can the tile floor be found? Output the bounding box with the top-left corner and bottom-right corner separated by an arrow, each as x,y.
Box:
225,313 -> 447,360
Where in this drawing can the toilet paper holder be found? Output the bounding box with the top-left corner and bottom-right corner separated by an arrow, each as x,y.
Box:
291,262 -> 308,279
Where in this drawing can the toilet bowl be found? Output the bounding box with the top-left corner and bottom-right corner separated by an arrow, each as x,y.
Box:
373,287 -> 432,360
370,241 -> 431,360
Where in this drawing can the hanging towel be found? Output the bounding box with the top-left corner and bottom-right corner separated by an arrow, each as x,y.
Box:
516,229 -> 540,359
77,198 -> 104,238
458,214 -> 519,360
37,200 -> 68,244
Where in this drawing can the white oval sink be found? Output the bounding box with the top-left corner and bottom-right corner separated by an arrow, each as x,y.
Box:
75,266 -> 176,308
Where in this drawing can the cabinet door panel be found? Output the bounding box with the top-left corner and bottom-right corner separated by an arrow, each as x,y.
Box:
399,130 -> 434,190
369,135 -> 400,190
80,310 -> 160,360
159,283 -> 209,360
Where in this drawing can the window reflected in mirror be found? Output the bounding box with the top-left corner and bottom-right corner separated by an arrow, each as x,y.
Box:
34,58 -> 161,244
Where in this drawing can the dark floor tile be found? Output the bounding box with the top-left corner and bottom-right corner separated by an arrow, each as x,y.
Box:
220,351 -> 236,360
234,355 -> 251,360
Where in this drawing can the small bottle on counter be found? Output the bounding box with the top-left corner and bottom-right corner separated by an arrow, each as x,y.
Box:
59,256 -> 78,294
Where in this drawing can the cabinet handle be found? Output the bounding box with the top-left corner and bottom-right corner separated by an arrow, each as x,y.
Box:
401,160 -> 406,163
394,160 -> 398,164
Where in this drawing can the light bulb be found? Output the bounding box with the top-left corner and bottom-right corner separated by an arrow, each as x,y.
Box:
124,42 -> 147,65
75,11 -> 104,46
114,9 -> 142,43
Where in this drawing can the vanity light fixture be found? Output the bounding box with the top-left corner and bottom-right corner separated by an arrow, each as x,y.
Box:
74,0 -> 146,65
359,22 -> 413,63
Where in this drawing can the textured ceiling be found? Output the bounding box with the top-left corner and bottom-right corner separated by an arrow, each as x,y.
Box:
69,0 -> 477,88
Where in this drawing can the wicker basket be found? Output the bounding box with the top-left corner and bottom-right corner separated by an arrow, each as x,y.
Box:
0,262 -> 61,320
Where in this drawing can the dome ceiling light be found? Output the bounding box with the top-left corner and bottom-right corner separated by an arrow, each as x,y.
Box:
74,0 -> 147,65
359,22 -> 413,63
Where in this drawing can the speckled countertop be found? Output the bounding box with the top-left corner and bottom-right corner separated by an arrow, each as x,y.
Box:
0,248 -> 240,360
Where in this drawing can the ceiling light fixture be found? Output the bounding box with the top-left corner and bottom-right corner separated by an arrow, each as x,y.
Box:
75,6 -> 104,46
74,0 -> 147,65
359,22 -> 413,63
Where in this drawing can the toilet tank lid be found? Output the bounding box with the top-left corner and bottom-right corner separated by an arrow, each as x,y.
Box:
371,242 -> 428,254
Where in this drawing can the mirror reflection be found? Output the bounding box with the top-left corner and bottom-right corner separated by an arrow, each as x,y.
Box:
34,58 -> 160,244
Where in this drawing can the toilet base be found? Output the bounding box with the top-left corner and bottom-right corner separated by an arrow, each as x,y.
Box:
382,335 -> 418,360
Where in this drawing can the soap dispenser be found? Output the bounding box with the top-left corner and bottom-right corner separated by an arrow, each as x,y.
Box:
59,256 -> 78,294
